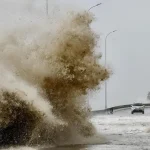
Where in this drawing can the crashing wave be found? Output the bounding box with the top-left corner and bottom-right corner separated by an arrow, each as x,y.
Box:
0,11 -> 109,146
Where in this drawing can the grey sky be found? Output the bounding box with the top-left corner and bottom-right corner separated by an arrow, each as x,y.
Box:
1,0 -> 150,110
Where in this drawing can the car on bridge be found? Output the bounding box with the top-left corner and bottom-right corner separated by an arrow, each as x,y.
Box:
131,103 -> 145,114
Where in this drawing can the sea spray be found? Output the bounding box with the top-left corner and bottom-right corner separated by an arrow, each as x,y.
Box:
0,11 -> 110,146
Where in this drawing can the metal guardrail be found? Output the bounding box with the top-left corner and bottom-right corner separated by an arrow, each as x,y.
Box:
92,103 -> 150,115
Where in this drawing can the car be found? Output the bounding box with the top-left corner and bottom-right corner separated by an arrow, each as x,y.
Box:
131,103 -> 145,114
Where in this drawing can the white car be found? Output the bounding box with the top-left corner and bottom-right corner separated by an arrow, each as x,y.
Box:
131,103 -> 145,114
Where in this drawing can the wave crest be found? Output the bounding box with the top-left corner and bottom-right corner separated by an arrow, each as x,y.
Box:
0,11 -> 109,146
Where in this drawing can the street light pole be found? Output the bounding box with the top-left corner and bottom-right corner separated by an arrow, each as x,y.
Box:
88,3 -> 102,11
86,3 -> 102,108
105,30 -> 117,110
46,0 -> 48,16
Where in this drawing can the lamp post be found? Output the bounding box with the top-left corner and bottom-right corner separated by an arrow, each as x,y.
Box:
88,3 -> 102,11
87,3 -> 102,108
46,0 -> 48,16
105,30 -> 117,110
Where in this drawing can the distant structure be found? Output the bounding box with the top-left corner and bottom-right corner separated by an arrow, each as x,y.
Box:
110,108 -> 113,114
147,92 -> 150,100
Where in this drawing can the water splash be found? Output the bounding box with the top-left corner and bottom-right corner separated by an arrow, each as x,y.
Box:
0,11 -> 109,146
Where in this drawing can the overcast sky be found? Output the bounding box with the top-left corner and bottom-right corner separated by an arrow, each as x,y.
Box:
1,0 -> 150,110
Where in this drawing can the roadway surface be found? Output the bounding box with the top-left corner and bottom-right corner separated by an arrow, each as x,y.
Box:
113,106 -> 150,115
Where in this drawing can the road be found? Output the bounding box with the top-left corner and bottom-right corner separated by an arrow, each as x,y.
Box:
113,106 -> 150,116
